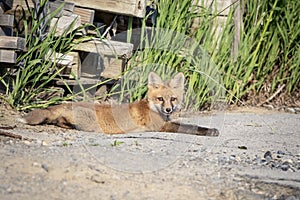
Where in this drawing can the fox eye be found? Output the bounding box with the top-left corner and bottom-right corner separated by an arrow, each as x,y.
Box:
157,97 -> 164,101
170,97 -> 177,101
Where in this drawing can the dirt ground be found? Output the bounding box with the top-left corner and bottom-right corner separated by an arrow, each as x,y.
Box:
0,105 -> 299,200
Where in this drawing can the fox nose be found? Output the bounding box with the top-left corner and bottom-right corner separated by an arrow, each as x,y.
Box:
165,108 -> 172,113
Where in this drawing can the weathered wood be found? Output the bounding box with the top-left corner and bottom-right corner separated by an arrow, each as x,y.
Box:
203,0 -> 233,16
0,14 -> 14,27
67,0 -> 146,18
49,1 -> 75,17
73,6 -> 95,24
73,38 -> 133,58
231,0 -> 243,60
0,49 -> 17,63
101,56 -> 126,79
0,36 -> 26,51
56,77 -> 103,85
50,14 -> 82,36
57,51 -> 81,79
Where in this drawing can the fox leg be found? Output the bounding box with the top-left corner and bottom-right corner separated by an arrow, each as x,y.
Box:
160,121 -> 219,136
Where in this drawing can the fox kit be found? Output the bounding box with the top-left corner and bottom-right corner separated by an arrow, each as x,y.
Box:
21,72 -> 219,136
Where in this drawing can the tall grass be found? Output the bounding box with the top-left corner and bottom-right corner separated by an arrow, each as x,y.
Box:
116,0 -> 300,109
220,0 -> 300,103
116,0 -> 230,110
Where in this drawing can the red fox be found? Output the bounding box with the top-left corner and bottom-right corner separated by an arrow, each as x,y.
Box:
21,72 -> 219,136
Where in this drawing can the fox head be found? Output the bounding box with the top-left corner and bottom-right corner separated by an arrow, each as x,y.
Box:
147,72 -> 185,120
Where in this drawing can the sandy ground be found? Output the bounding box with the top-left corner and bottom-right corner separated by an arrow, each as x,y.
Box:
0,106 -> 299,199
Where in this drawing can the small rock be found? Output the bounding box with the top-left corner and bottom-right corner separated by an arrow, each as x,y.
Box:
260,158 -> 267,164
91,174 -> 105,184
280,164 -> 289,171
286,107 -> 296,113
217,156 -> 228,164
23,140 -> 31,146
264,151 -> 272,159
41,141 -> 48,146
229,155 -> 236,161
282,159 -> 293,165
32,162 -> 40,167
41,163 -> 49,172
238,146 -> 248,150
235,156 -> 241,162
277,150 -> 285,155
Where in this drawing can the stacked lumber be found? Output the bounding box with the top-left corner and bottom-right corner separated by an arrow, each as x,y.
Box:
5,0 -> 136,85
0,0 -> 26,65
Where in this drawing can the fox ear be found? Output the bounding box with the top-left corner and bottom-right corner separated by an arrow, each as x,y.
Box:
169,72 -> 184,89
148,71 -> 163,87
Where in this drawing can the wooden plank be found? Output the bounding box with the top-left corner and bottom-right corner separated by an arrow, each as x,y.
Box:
50,14 -> 82,36
0,36 -> 26,51
58,51 -> 81,79
73,38 -> 133,58
202,0 -> 233,16
49,1 -> 75,17
13,0 -> 34,9
101,56 -> 125,79
231,0 -> 243,60
0,50 -> 17,63
0,14 -> 14,27
56,77 -> 102,85
67,0 -> 146,18
73,6 -> 95,24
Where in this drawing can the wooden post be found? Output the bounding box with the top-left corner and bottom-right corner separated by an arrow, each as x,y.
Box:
231,0 -> 244,61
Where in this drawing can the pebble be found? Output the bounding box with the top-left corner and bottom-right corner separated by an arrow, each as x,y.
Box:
286,107 -> 296,113
277,150 -> 285,155
280,164 -> 289,171
41,163 -> 49,172
41,141 -> 48,146
215,149 -> 299,173
264,151 -> 272,159
23,140 -> 31,146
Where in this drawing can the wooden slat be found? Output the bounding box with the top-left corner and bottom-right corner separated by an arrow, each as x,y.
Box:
202,0 -> 233,15
0,50 -> 17,63
13,0 -> 34,9
56,77 -> 102,85
0,14 -> 14,27
73,6 -> 95,24
67,0 -> 146,18
101,56 -> 125,79
0,36 -> 26,51
49,14 -> 82,36
73,39 -> 133,58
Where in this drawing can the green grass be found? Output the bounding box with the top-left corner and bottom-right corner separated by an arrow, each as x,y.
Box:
115,0 -> 300,109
